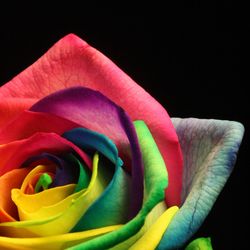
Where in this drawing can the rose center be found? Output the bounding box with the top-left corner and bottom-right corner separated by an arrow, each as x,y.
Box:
34,173 -> 53,193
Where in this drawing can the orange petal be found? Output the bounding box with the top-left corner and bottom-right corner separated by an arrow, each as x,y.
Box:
0,167 -> 31,222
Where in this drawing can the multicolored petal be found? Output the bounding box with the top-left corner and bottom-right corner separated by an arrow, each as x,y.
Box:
157,118 -> 244,249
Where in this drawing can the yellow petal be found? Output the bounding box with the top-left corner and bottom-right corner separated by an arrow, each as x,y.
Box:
129,206 -> 179,250
0,225 -> 122,250
110,201 -> 167,250
0,153 -> 106,237
20,164 -> 56,194
12,184 -> 76,219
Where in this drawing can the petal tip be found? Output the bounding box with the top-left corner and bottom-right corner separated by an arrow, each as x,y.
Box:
60,33 -> 89,48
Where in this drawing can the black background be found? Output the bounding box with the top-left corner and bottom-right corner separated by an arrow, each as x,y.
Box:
0,4 -> 247,250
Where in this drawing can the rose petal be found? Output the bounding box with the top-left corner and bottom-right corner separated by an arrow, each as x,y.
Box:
20,164 -> 56,194
24,153 -> 90,190
0,168 -> 31,222
63,127 -> 130,230
31,86 -> 143,217
109,201 -> 168,250
12,183 -> 76,219
184,237 -> 213,250
0,98 -> 36,127
157,118 -> 244,250
0,110 -> 79,145
0,225 -> 122,249
129,206 -> 179,250
0,34 -> 183,206
0,153 -> 104,237
0,132 -> 91,176
67,121 -> 168,249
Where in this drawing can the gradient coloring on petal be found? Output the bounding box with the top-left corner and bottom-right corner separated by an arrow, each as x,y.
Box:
0,132 -> 91,176
63,127 -> 130,230
0,110 -> 79,145
157,118 -> 244,250
130,206 -> 179,250
0,225 -> 122,250
0,153 -> 104,237
67,121 -> 168,249
0,168 -> 31,222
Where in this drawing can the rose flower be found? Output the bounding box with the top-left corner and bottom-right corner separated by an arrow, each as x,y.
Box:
0,34 -> 244,250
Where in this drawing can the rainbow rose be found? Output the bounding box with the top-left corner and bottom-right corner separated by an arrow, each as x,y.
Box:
0,34 -> 244,250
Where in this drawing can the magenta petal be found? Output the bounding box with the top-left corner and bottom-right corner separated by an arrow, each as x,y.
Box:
0,132 -> 91,176
0,110 -> 79,144
30,86 -> 144,217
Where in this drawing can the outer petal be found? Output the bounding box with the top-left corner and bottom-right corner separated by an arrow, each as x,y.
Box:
157,118 -> 244,250
0,34 -> 182,206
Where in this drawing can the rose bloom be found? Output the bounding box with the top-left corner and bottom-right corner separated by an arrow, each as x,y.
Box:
0,34 -> 244,250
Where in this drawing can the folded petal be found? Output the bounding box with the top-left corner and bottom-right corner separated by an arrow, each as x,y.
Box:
157,118 -> 244,250
0,34 -> 183,206
20,164 -> 56,194
0,132 -> 91,176
0,225 -> 122,249
185,237 -> 213,250
109,201 -> 168,250
0,98 -> 36,127
24,153 -> 90,190
64,128 -> 130,230
129,206 -> 179,250
0,168 -> 31,222
0,153 -> 104,237
0,110 -> 79,144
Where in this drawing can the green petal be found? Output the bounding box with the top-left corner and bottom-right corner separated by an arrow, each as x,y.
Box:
68,120 -> 168,250
185,237 -> 213,250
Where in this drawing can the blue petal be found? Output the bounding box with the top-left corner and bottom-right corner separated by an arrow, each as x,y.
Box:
157,118 -> 244,250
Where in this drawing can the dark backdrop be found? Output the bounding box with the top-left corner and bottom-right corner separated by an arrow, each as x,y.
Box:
0,6 -> 247,250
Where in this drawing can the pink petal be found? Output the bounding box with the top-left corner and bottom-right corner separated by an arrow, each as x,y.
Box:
0,34 -> 183,205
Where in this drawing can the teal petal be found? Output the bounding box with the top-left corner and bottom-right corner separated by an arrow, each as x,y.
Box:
157,118 -> 244,250
65,154 -> 91,193
63,128 -> 123,166
72,156 -> 131,230
64,128 -> 130,230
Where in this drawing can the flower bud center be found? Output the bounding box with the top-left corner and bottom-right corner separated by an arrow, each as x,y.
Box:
35,173 -> 53,193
